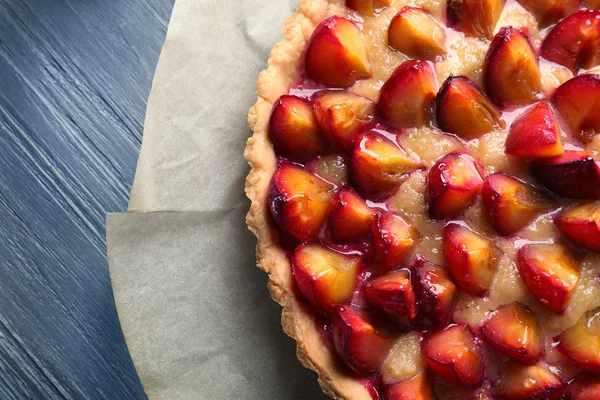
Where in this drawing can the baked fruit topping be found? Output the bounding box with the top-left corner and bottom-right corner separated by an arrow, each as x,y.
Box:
305,16 -> 372,87
531,150 -> 600,199
517,0 -> 580,27
444,223 -> 500,297
552,74 -> 600,144
365,269 -> 418,326
427,151 -> 485,220
269,164 -> 335,241
517,243 -> 580,313
413,258 -> 459,328
555,201 -> 600,252
482,173 -> 550,236
481,302 -> 543,363
351,132 -> 424,200
328,189 -> 375,243
496,362 -> 565,400
558,308 -> 600,372
505,102 -> 564,159
332,306 -> 394,374
422,324 -> 483,387
388,7 -> 447,60
376,60 -> 437,129
436,76 -> 504,139
373,212 -> 420,271
313,91 -> 375,150
292,243 -> 362,311
269,95 -> 328,161
447,0 -> 504,40
541,10 -> 600,73
485,27 -> 542,106
250,1 -> 600,398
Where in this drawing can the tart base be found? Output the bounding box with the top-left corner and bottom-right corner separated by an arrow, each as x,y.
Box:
244,1 -> 371,399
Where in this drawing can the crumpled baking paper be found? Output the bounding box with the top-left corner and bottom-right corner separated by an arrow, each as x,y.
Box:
107,0 -> 329,398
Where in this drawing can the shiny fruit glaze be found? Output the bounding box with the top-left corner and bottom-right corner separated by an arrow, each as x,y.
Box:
265,1 -> 600,399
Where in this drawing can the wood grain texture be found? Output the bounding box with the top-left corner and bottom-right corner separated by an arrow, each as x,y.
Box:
0,0 -> 174,398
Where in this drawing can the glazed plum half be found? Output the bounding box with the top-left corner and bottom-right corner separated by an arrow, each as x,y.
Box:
422,324 -> 484,387
558,308 -> 600,372
292,243 -> 362,311
518,244 -> 580,314
351,132 -> 424,200
305,16 -> 372,87
269,164 -> 335,241
333,306 -> 395,374
427,151 -> 485,220
444,223 -> 500,297
555,201 -> 600,252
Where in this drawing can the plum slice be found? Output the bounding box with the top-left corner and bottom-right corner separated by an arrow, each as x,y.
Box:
437,76 -> 503,139
485,27 -> 541,106
517,0 -> 580,27
269,164 -> 335,241
269,95 -> 328,161
505,102 -> 563,159
481,302 -> 543,363
373,212 -> 420,271
332,306 -> 394,374
427,151 -> 485,220
413,258 -> 459,328
552,74 -> 600,144
328,189 -> 375,243
365,269 -> 418,326
541,10 -> 600,72
482,173 -> 550,236
422,324 -> 483,387
305,16 -> 372,87
350,132 -> 424,200
531,150 -> 600,199
518,243 -> 579,313
292,243 -> 361,311
444,223 -> 500,297
388,7 -> 446,60
377,60 -> 437,129
313,91 -> 375,150
447,0 -> 505,40
555,201 -> 600,252
558,308 -> 600,372
496,362 -> 565,400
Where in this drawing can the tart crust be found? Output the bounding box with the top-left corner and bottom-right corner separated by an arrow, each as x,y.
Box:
244,1 -> 371,399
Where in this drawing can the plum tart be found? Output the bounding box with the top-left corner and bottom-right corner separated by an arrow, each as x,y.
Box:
245,1 -> 600,399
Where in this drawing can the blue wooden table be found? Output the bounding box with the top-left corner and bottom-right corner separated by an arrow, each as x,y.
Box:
0,1 -> 174,398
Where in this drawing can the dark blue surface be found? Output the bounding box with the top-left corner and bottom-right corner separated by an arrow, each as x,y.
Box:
0,0 -> 174,398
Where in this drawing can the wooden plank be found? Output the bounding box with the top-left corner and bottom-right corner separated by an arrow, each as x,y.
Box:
0,0 -> 174,397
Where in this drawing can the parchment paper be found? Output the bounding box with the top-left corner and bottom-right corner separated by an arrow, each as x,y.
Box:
107,0 -> 329,398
